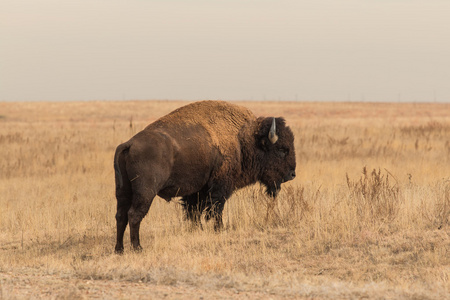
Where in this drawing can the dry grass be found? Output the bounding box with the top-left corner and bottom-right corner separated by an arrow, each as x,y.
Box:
0,100 -> 449,299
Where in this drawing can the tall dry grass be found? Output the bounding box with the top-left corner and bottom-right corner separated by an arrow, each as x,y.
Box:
0,101 -> 449,298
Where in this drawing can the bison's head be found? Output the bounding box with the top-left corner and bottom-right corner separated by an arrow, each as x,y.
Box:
256,117 -> 296,197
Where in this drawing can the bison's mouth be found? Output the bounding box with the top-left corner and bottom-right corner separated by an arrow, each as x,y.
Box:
262,170 -> 295,198
264,170 -> 296,197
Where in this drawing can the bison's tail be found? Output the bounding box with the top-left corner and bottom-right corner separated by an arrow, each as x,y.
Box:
114,142 -> 131,190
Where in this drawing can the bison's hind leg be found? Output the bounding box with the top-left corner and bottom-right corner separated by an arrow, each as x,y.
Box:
127,190 -> 156,252
115,189 -> 132,254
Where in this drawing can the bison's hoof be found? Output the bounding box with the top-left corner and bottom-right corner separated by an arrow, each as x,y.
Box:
114,247 -> 124,255
132,245 -> 143,253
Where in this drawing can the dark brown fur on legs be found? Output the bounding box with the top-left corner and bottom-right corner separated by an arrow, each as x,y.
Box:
204,200 -> 225,231
181,191 -> 208,227
114,148 -> 132,254
128,192 -> 154,252
114,199 -> 130,254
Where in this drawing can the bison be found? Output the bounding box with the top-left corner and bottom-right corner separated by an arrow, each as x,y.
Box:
114,100 -> 296,253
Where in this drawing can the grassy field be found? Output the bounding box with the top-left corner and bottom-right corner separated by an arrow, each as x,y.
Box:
0,100 -> 449,299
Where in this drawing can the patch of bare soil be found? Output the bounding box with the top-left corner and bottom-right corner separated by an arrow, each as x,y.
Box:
1,272 -> 280,300
2,270 -> 443,300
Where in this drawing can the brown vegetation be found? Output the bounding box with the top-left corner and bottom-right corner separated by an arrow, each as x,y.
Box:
0,100 -> 449,299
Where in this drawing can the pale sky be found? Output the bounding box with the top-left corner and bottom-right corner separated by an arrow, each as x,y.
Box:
1,0 -> 449,102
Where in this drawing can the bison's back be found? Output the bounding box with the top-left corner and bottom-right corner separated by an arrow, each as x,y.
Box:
148,100 -> 256,155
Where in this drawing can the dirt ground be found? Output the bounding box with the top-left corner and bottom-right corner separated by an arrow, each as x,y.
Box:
0,271 -> 323,299
2,269 -> 444,300
1,271 -> 267,300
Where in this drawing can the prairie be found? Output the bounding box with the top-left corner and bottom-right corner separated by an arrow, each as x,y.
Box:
0,100 -> 449,299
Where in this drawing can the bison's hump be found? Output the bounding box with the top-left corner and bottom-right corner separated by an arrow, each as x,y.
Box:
150,100 -> 255,146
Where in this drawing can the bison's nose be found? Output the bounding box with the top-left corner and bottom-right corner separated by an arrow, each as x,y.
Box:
284,170 -> 296,182
283,170 -> 296,182
290,170 -> 296,179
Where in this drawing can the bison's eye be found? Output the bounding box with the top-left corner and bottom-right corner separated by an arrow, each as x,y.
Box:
277,148 -> 288,158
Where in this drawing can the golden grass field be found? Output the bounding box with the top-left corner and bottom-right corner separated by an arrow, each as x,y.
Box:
0,100 -> 449,299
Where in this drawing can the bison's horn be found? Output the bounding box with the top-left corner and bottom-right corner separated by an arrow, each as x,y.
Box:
268,118 -> 278,144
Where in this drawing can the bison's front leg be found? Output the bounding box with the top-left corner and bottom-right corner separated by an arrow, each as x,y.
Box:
204,184 -> 230,231
185,205 -> 202,228
204,199 -> 225,231
181,194 -> 202,227
205,181 -> 233,231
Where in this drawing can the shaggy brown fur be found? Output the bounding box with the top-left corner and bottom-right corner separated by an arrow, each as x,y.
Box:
114,101 -> 296,253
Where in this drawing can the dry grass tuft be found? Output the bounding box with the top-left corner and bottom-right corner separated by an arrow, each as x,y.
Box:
346,167 -> 400,224
0,100 -> 449,298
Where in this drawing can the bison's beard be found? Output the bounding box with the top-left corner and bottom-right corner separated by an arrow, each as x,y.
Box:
265,184 -> 281,198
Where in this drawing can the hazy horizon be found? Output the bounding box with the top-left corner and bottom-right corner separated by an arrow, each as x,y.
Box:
1,1 -> 449,103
